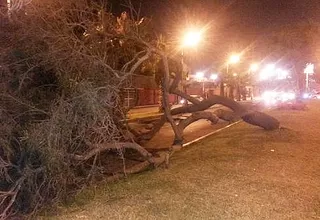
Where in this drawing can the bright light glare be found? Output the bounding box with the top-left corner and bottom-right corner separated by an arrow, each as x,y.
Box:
261,90 -> 296,106
229,55 -> 240,64
250,63 -> 259,72
210,74 -> 218,80
262,91 -> 278,105
182,30 -> 202,47
267,64 -> 275,70
195,71 -> 204,80
303,93 -> 310,99
277,69 -> 289,80
259,64 -> 276,81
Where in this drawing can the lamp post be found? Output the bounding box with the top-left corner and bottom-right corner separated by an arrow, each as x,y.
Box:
181,29 -> 203,101
227,55 -> 241,75
181,29 -> 203,74
221,54 -> 240,97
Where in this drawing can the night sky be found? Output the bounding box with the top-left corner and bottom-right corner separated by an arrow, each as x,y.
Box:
109,0 -> 320,32
108,0 -> 320,69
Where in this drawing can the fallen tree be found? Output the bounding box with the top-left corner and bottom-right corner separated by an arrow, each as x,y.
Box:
0,0 -> 280,218
133,56 -> 280,146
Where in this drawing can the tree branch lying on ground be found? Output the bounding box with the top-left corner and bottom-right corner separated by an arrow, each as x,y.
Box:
0,0 -> 281,218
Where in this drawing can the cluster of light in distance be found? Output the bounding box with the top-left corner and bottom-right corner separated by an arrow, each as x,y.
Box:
259,64 -> 289,81
261,90 -> 296,106
193,72 -> 218,82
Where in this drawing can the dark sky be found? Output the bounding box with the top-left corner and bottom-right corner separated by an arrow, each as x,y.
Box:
108,0 -> 320,69
109,0 -> 320,31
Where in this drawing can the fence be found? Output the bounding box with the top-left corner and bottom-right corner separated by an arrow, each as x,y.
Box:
122,88 -> 177,109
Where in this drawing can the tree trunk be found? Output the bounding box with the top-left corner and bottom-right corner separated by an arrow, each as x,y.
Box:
171,94 -> 280,130
241,111 -> 280,130
213,109 -> 240,123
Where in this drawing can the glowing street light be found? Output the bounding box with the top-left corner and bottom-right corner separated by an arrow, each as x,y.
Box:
182,30 -> 202,48
210,74 -> 218,81
180,28 -> 204,83
250,63 -> 259,72
227,54 -> 241,74
195,71 -> 205,81
229,54 -> 240,64
220,54 -> 241,97
194,71 -> 206,96
259,63 -> 276,81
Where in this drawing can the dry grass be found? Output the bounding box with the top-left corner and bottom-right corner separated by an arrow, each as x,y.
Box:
39,101 -> 320,220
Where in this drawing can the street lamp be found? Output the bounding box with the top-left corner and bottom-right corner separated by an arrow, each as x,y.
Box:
180,28 -> 204,102
181,29 -> 203,73
221,54 -> 240,97
259,63 -> 275,81
229,55 -> 241,64
210,74 -> 218,81
182,30 -> 202,48
250,63 -> 259,72
227,54 -> 240,76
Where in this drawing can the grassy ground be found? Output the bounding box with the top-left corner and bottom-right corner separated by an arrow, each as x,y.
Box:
40,101 -> 320,220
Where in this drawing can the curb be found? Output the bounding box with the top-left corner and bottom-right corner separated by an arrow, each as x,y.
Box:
183,120 -> 242,147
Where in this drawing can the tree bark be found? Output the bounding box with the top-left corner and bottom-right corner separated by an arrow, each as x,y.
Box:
213,109 -> 240,123
178,111 -> 219,132
241,111 -> 280,130
160,56 -> 183,145
171,94 -> 247,116
171,93 -> 280,130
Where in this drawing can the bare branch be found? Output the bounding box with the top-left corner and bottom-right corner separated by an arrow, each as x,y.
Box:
178,111 -> 219,131
121,50 -> 146,72
159,55 -> 183,144
125,49 -> 152,76
171,95 -> 248,116
70,142 -> 154,164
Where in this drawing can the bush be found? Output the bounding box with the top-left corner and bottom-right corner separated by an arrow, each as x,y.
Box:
0,0 -> 151,217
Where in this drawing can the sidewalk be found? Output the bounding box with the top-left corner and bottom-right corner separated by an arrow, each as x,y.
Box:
127,104 -> 183,121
